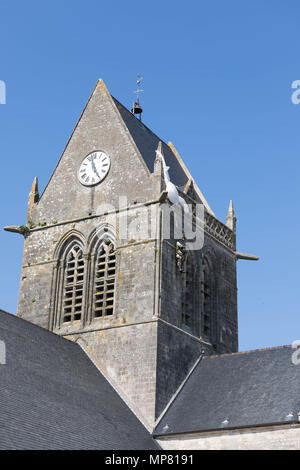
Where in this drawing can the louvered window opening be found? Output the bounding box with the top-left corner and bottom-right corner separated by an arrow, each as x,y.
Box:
63,245 -> 84,323
94,240 -> 116,318
182,257 -> 193,328
203,262 -> 211,337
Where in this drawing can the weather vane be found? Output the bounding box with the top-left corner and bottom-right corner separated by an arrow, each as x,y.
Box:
131,74 -> 143,120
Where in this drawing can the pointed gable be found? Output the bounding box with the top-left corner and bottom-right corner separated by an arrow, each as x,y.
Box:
35,80 -> 153,223
34,79 -> 214,224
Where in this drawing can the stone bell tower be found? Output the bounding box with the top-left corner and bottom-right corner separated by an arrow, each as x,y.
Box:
5,79 -> 255,428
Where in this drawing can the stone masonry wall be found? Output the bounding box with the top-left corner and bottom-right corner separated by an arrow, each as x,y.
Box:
158,424 -> 300,450
155,321 -> 205,419
70,322 -> 158,428
160,232 -> 238,355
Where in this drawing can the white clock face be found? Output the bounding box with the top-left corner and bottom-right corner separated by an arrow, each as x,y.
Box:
78,151 -> 111,186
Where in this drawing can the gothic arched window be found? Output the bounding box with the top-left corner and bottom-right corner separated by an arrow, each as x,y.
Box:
202,257 -> 212,338
62,243 -> 85,324
182,254 -> 195,330
93,239 -> 116,318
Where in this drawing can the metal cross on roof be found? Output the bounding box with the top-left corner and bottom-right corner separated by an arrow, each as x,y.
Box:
131,74 -> 144,120
134,74 -> 143,103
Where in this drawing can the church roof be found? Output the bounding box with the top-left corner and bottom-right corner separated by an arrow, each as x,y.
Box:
112,97 -> 188,187
154,345 -> 300,436
112,94 -> 214,214
0,310 -> 159,450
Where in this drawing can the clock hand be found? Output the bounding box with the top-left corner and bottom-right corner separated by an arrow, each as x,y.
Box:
91,154 -> 101,179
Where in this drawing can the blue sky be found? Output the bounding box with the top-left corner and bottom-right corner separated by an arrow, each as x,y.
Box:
0,0 -> 300,351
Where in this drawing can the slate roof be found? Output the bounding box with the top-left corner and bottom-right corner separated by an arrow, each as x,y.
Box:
0,310 -> 159,450
112,97 -> 189,187
154,346 -> 300,436
112,95 -> 215,214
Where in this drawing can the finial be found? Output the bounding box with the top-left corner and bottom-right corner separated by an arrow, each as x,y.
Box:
154,141 -> 165,185
131,74 -> 143,120
183,179 -> 194,196
155,141 -> 170,183
29,177 -> 39,205
226,200 -> 236,232
155,141 -> 163,159
153,144 -> 166,196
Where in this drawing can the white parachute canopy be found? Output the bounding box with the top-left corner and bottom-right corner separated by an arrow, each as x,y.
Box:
156,148 -> 189,214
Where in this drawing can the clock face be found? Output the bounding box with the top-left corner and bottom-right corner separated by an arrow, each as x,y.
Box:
78,151 -> 111,186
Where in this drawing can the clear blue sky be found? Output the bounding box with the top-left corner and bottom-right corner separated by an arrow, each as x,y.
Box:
1,0 -> 300,351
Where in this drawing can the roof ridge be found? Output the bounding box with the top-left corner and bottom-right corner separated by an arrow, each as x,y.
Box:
0,309 -> 75,345
111,96 -> 170,147
111,96 -> 216,216
204,344 -> 292,360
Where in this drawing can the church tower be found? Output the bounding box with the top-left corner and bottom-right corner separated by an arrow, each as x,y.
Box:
9,80 -> 240,427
